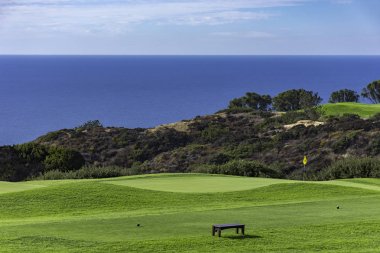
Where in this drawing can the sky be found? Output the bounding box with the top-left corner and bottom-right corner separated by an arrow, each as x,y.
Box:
0,0 -> 379,55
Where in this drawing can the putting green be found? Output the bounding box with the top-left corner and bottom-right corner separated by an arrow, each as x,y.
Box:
104,174 -> 296,193
0,181 -> 45,194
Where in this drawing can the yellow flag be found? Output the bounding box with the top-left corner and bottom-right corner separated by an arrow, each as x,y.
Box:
303,156 -> 308,166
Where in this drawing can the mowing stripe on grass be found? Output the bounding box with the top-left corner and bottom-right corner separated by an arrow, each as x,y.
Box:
0,182 -> 45,195
316,180 -> 380,192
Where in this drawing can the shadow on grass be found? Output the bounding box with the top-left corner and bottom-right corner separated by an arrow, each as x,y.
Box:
222,234 -> 261,240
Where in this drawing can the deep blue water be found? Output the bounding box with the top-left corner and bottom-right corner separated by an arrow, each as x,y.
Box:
0,55 -> 379,145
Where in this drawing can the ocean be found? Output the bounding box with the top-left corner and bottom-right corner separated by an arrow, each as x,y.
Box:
0,55 -> 379,145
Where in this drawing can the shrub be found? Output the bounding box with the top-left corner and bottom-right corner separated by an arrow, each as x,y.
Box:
209,153 -> 231,165
368,135 -> 380,155
75,120 -> 103,131
370,112 -> 380,122
113,128 -> 142,147
227,142 -> 272,159
322,157 -> 380,180
37,170 -> 76,180
74,166 -> 133,179
130,129 -> 189,163
37,130 -> 65,142
44,148 -> 85,172
304,106 -> 325,121
220,107 -> 255,114
331,131 -> 358,153
200,125 -> 229,142
36,166 -> 139,180
197,160 -> 280,178
14,143 -> 48,162
0,146 -> 29,181
340,113 -> 361,121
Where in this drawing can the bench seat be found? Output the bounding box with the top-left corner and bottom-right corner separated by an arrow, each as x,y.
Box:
212,224 -> 245,237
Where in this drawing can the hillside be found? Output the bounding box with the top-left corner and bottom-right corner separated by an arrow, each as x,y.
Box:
1,174 -> 380,252
1,103 -> 380,181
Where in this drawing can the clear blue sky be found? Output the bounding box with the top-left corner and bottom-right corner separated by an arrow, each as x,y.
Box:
0,0 -> 379,55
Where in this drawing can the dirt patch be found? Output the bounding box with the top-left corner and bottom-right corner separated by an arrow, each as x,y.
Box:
284,120 -> 324,130
148,121 -> 192,133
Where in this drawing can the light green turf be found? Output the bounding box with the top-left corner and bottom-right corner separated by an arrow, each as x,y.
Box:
1,174 -> 380,252
343,178 -> 380,188
104,173 -> 380,193
104,174 -> 296,193
318,179 -> 380,191
322,102 -> 380,118
0,181 -> 45,194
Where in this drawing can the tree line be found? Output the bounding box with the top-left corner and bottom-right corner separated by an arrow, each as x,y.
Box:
228,80 -> 380,111
0,143 -> 85,181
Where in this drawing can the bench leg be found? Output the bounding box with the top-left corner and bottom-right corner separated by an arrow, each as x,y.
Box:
218,228 -> 221,237
212,226 -> 215,236
236,228 -> 239,234
242,226 -> 245,235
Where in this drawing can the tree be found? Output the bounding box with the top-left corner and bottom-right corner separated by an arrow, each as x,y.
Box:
44,148 -> 85,172
14,143 -> 48,163
76,120 -> 103,130
273,89 -> 322,111
14,143 -> 49,177
0,146 -> 31,181
362,80 -> 380,104
228,92 -> 272,111
329,89 -> 359,103
228,98 -> 245,108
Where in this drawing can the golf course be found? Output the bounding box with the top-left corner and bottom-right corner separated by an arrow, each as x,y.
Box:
0,174 -> 380,252
322,102 -> 380,118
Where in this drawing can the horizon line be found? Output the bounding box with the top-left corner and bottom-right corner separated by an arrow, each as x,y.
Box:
0,54 -> 380,57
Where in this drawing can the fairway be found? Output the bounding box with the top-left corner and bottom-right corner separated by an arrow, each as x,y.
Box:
322,102 -> 380,118
0,181 -> 45,194
104,174 -> 295,193
1,174 -> 380,252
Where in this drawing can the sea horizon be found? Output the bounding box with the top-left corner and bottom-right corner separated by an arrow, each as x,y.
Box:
1,54 -> 380,56
1,55 -> 380,145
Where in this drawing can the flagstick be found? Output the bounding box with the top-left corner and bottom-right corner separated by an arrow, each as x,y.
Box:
303,164 -> 306,181
302,156 -> 307,181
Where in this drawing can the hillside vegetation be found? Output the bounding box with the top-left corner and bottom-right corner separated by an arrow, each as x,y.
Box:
1,174 -> 380,252
1,103 -> 380,181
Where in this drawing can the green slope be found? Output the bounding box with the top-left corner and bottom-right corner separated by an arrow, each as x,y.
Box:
1,174 -> 380,252
322,102 -> 380,118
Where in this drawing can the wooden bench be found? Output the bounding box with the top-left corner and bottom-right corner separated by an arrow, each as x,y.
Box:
212,224 -> 245,237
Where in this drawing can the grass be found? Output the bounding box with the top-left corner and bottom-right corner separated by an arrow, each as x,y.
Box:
0,181 -> 45,194
105,174 -> 296,193
322,102 -> 380,118
1,173 -> 380,252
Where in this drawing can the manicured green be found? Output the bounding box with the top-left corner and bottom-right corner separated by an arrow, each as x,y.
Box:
322,102 -> 380,118
1,174 -> 380,252
105,174 -> 295,193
